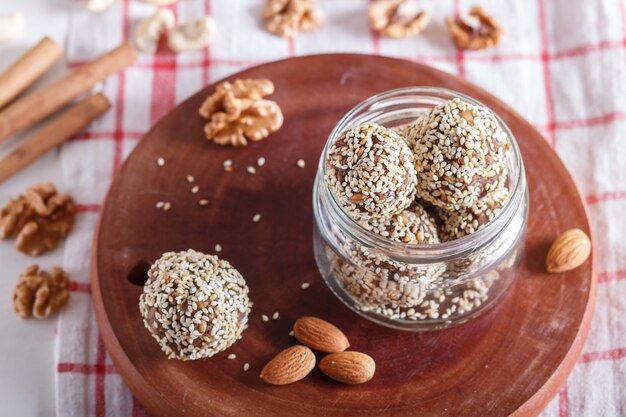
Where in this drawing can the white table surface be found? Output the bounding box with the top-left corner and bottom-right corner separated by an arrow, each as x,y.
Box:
0,1 -> 74,416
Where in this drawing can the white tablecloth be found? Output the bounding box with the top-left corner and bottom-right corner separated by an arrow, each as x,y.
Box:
1,0 -> 625,416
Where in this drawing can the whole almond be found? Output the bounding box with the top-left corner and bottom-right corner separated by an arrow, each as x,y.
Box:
546,228 -> 591,273
319,351 -> 375,384
294,316 -> 350,353
259,345 -> 315,385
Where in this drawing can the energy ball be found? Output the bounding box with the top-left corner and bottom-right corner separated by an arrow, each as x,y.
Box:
437,182 -> 510,241
405,98 -> 509,210
366,202 -> 440,244
325,122 -> 417,221
139,249 -> 252,361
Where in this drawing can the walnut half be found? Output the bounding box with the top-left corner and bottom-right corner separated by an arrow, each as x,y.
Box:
0,183 -> 75,256
446,6 -> 504,50
264,0 -> 322,39
13,265 -> 70,319
199,79 -> 284,147
369,0 -> 431,38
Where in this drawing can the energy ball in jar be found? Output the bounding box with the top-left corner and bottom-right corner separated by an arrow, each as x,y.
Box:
139,249 -> 252,361
325,122 -> 418,221
404,98 -> 509,210
366,202 -> 440,244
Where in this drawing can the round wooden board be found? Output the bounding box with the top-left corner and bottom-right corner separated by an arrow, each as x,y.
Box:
92,54 -> 596,417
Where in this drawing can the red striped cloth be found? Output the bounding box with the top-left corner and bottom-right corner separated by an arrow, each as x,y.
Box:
57,0 -> 626,416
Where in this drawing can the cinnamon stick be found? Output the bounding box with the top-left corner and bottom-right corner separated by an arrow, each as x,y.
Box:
0,37 -> 63,109
0,93 -> 111,184
0,42 -> 136,142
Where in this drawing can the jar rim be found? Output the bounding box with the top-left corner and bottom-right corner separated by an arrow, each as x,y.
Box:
316,86 -> 526,260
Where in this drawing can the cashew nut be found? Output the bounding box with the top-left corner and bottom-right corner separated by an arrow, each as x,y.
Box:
168,17 -> 215,53
0,13 -> 24,43
86,0 -> 117,13
134,9 -> 176,54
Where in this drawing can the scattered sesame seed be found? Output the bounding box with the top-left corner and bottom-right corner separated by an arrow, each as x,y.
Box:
199,199 -> 209,206
243,363 -> 250,371
227,353 -> 237,360
191,185 -> 199,194
261,314 -> 269,322
257,157 -> 266,167
223,160 -> 233,172
247,166 -> 256,174
186,175 -> 195,183
156,157 -> 165,167
163,202 -> 171,211
289,330 -> 294,337
297,159 -> 306,168
215,244 -> 222,253
272,311 -> 279,320
156,201 -> 164,209
252,214 -> 261,223
301,282 -> 310,290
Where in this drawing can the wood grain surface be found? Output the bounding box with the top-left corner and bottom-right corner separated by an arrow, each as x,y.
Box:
91,54 -> 596,417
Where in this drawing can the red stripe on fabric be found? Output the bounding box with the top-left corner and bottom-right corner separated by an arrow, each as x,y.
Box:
112,0 -> 131,174
467,53 -> 540,62
75,204 -> 101,213
551,39 -> 625,60
537,0 -> 556,146
95,335 -> 107,417
586,190 -> 626,205
72,131 -> 145,141
132,397 -> 149,417
57,363 -> 117,374
453,0 -> 465,78
558,387 -> 569,417
580,347 -> 626,363
150,4 -> 179,127
69,281 -> 92,293
554,111 -> 626,130
598,269 -> 626,283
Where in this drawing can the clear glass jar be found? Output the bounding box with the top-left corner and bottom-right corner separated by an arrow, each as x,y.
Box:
312,87 -> 529,331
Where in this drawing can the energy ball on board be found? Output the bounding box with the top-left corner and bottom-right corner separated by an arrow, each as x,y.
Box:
404,98 -> 509,210
139,249 -> 252,361
325,122 -> 418,221
366,202 -> 440,244
437,182 -> 510,242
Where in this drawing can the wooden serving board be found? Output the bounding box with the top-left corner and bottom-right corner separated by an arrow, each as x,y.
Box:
91,54 -> 596,417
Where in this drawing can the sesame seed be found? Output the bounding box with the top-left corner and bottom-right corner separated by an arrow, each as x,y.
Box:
191,185 -> 199,194
243,363 -> 250,371
252,214 -> 261,223
223,160 -> 233,172
288,330 -> 294,337
215,244 -> 222,253
247,166 -> 256,174
300,282 -> 310,290
272,311 -> 279,320
156,201 -> 165,209
199,199 -> 209,206
297,159 -> 306,168
257,157 -> 266,167
227,353 -> 236,360
163,202 -> 171,211
186,175 -> 195,183
156,157 -> 165,167
261,314 -> 269,322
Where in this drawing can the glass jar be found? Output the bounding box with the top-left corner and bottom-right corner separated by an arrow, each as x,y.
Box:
312,87 -> 529,331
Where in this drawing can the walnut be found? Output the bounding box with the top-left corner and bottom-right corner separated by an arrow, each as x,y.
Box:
199,79 -> 284,147
0,183 -> 75,256
13,265 -> 70,319
263,0 -> 322,39
446,6 -> 504,50
369,0 -> 431,38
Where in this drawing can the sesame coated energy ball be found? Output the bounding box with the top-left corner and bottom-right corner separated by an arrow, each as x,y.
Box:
437,182 -> 510,241
325,122 -> 418,221
366,202 -> 440,244
404,98 -> 509,210
139,249 -> 252,361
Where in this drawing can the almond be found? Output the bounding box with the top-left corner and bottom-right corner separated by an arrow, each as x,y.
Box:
259,345 -> 315,385
546,228 -> 591,273
319,351 -> 375,384
293,316 -> 350,353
